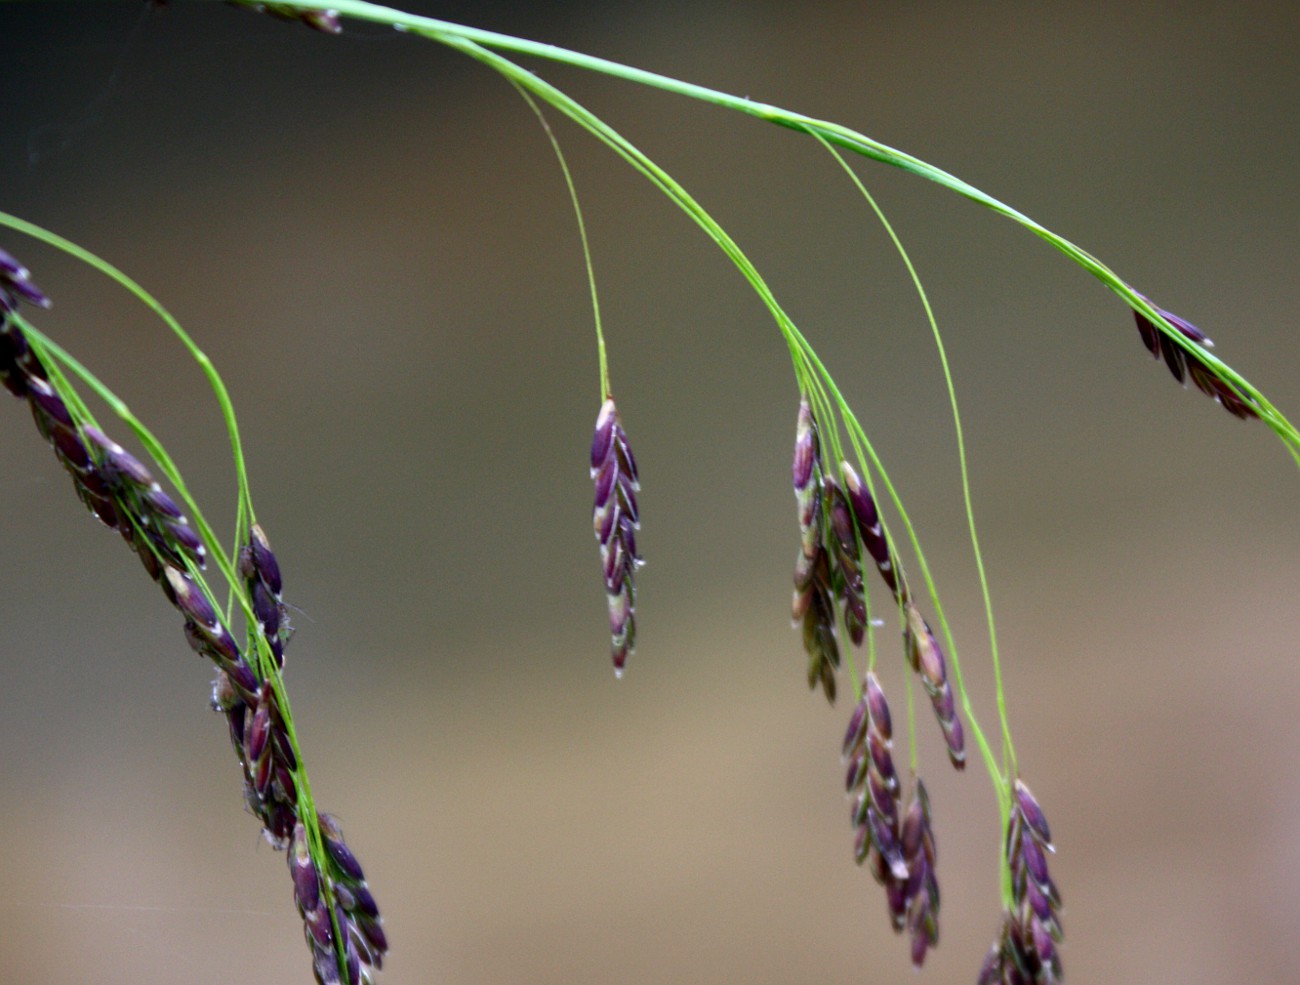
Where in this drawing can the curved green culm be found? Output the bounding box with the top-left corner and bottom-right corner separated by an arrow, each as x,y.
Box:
308,0 -> 1298,461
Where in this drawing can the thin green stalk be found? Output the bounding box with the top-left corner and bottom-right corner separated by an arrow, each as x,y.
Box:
509,83 -> 610,400
812,134 -> 1018,781
0,211 -> 258,550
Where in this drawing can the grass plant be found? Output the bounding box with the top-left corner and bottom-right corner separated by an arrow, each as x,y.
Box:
2,3 -> 1295,983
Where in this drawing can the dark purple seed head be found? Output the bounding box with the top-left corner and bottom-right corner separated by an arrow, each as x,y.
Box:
866,805 -> 908,881
348,884 -> 380,920
792,399 -> 818,492
343,931 -> 362,985
866,730 -> 898,794
165,520 -> 205,563
942,709 -> 966,769
142,485 -> 183,519
251,578 -> 280,629
51,427 -> 91,471
1013,779 -> 1053,850
866,769 -> 897,825
884,877 -> 908,930
0,249 -> 51,309
209,671 -> 241,714
842,697 -> 868,757
220,659 -> 258,707
165,568 -> 217,629
900,797 -> 924,860
86,430 -> 154,488
26,377 -> 74,432
616,430 -> 639,486
290,823 -> 321,912
592,461 -> 617,512
910,923 -> 933,968
864,672 -> 892,741
244,698 -> 272,764
976,937 -> 1005,985
1017,826 -> 1051,891
357,913 -> 388,956
827,481 -> 856,556
318,815 -> 367,883
304,902 -> 334,948
840,461 -> 878,530
272,727 -> 298,773
590,398 -> 617,472
300,8 -> 342,33
844,751 -> 868,793
252,747 -> 274,799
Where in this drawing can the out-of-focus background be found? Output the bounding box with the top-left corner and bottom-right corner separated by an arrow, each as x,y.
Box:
1,2 -> 1297,982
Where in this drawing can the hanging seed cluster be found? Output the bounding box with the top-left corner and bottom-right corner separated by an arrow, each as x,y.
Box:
591,397 -> 642,675
1,249 -> 385,985
291,816 -> 389,985
787,398 -> 971,969
1133,298 -> 1258,419
978,781 -> 1063,984
843,674 -> 942,966
791,399 -> 841,699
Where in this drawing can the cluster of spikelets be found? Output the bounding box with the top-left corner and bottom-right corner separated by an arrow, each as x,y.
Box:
978,781 -> 1063,984
590,397 -> 642,675
0,249 -> 385,985
843,674 -> 941,965
1133,297 -> 1259,420
791,399 -> 964,757
788,396 -> 964,967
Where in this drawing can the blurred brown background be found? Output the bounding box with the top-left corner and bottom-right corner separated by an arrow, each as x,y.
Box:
1,2 -> 1297,982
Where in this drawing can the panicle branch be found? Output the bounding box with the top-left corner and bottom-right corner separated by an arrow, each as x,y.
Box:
1,248 -> 385,985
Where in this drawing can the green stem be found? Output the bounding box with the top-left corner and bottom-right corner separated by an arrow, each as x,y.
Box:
509,83 -> 609,400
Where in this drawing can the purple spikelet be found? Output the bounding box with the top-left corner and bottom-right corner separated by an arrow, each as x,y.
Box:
979,779 -> 1063,984
591,397 -> 642,675
240,523 -> 292,668
840,461 -> 906,603
1133,298 -> 1258,419
904,602 -> 966,770
228,1 -> 343,34
0,247 -> 51,318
